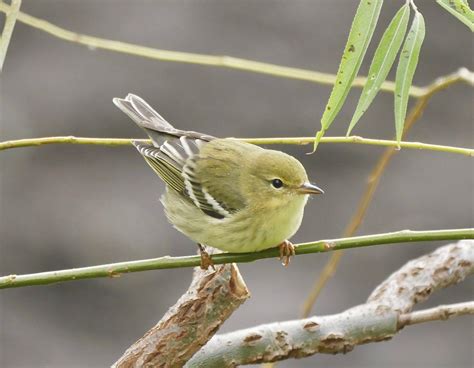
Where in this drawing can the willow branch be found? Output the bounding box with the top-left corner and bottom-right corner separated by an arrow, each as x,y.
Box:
368,240 -> 474,313
188,302 -> 474,367
113,263 -> 250,368
187,241 -> 474,366
0,2 -> 426,96
397,301 -> 474,328
0,229 -> 472,290
0,135 -> 472,156
0,0 -> 21,71
300,67 -> 474,318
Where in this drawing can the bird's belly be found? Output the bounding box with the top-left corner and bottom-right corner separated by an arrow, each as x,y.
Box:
203,198 -> 307,253
162,189 -> 307,253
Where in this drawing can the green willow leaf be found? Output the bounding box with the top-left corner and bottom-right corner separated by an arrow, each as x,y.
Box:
394,10 -> 425,144
347,4 -> 410,136
436,0 -> 474,32
313,0 -> 383,151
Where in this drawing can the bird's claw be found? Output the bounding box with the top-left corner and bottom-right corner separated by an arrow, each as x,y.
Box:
279,240 -> 295,267
198,244 -> 215,271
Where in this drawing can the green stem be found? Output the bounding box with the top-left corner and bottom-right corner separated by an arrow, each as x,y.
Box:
0,2 -> 425,96
9,6 -> 470,97
1,229 -> 472,289
1,135 -> 472,156
0,0 -> 21,71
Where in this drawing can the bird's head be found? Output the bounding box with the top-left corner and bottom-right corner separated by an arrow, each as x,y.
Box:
243,149 -> 323,208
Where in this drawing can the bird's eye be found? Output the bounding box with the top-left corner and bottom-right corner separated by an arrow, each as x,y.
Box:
271,179 -> 283,189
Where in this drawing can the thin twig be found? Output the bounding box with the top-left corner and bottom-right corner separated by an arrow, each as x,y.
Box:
1,6 -> 471,95
0,0 -> 21,71
398,301 -> 474,328
0,229 -> 472,290
0,2 -> 428,96
0,135 -> 472,156
300,67 -> 474,318
187,241 -> 474,366
2,4 -> 471,95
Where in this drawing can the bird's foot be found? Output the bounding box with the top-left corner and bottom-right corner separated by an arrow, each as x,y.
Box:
198,244 -> 215,271
279,240 -> 295,267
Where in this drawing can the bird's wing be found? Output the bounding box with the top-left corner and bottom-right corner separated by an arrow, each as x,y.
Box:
114,94 -> 241,219
134,140 -> 241,220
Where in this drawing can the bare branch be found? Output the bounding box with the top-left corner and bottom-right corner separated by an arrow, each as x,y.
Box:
0,2 -> 425,95
368,240 -> 474,313
398,301 -> 474,328
188,304 -> 399,367
187,241 -> 473,366
0,0 -> 21,71
113,263 -> 249,368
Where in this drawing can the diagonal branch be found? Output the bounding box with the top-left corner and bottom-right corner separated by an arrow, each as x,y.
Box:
0,0 -> 21,71
367,239 -> 474,313
0,228 -> 472,290
186,241 -> 474,367
113,263 -> 250,368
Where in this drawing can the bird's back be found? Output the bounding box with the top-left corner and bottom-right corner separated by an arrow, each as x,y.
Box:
113,94 -> 257,218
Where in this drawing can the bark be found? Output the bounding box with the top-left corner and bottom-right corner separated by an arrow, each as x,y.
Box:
368,239 -> 473,313
186,241 -> 473,367
113,263 -> 249,368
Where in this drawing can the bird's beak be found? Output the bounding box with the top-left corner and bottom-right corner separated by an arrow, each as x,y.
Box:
297,182 -> 324,195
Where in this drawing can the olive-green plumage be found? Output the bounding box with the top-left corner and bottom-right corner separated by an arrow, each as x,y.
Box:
113,94 -> 323,254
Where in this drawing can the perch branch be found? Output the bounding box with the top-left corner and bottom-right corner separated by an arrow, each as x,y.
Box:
0,135 -> 472,156
300,67 -> 474,317
0,229 -> 472,290
113,263 -> 250,368
186,241 -> 474,367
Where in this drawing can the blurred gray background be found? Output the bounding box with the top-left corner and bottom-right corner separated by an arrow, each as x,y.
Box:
1,1 -> 473,367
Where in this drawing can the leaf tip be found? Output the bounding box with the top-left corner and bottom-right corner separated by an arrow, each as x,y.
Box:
310,129 -> 325,154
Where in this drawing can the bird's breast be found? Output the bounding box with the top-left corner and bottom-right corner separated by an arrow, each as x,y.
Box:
163,189 -> 309,254
210,195 -> 308,253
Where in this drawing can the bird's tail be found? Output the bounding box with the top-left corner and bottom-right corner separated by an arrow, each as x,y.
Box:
113,93 -> 178,146
114,94 -> 215,147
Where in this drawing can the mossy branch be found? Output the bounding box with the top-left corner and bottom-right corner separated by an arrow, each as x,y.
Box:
0,229 -> 472,290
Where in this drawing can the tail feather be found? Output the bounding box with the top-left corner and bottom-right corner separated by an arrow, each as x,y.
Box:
112,97 -> 142,125
113,94 -> 179,146
113,94 -> 215,146
126,94 -> 174,129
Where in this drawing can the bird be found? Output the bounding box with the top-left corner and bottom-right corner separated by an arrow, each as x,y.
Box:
113,94 -> 323,269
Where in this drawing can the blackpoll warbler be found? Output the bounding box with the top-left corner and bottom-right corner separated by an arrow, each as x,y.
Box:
113,94 -> 323,268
